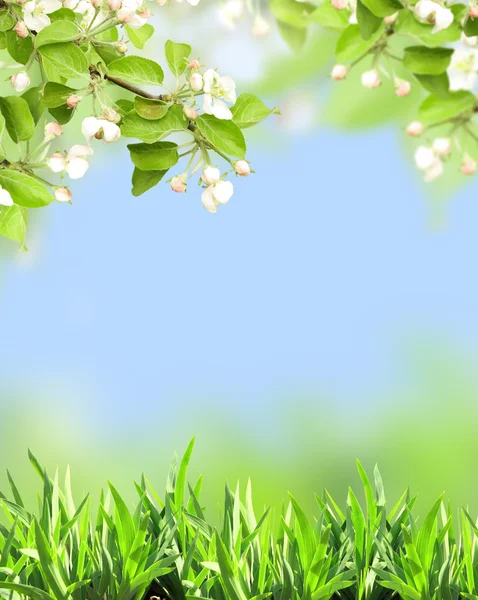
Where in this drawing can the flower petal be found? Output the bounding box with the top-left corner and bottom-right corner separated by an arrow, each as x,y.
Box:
201,186 -> 218,213
212,180 -> 233,204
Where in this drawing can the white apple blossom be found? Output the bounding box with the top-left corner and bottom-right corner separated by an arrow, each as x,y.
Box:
448,48 -> 478,91
23,0 -> 62,31
183,105 -> 198,119
461,32 -> 478,46
219,0 -> 244,27
331,64 -> 348,80
423,158 -> 443,181
82,116 -> 121,143
234,160 -> 250,176
203,69 -> 236,120
384,11 -> 398,23
361,69 -> 381,88
64,0 -> 97,25
432,137 -> 451,156
171,176 -> 186,192
174,0 -> 200,7
414,0 -> 453,33
13,21 -> 29,37
55,187 -> 72,202
48,145 -> 94,179
461,154 -> 477,174
116,0 -> 148,27
406,121 -> 425,136
414,145 -> 444,182
44,121 -> 62,138
0,185 -> 13,207
11,72 -> 30,92
395,78 -> 411,96
189,73 -> 203,91
470,3 -> 478,16
201,166 -> 221,185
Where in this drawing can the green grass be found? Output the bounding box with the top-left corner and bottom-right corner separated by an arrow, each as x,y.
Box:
0,439 -> 476,600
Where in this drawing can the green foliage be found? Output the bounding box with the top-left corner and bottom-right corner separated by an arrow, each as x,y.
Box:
1,445 -> 478,600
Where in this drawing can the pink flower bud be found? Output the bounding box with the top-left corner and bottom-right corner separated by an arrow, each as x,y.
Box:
461,155 -> 477,175
44,121 -> 62,138
183,105 -> 198,119
189,73 -> 203,91
103,107 -> 121,122
171,175 -> 186,193
66,94 -> 81,108
331,64 -> 348,80
432,137 -> 451,157
234,160 -> 250,176
469,4 -> 478,17
406,121 -> 424,137
156,0 -> 167,5
188,59 -> 200,70
13,21 -> 28,38
331,0 -> 348,9
395,78 -> 411,97
117,40 -> 128,52
361,69 -> 380,88
109,0 -> 121,10
384,11 -> 398,23
55,187 -> 72,203
10,72 -> 30,92
92,0 -> 103,7
138,7 -> 150,17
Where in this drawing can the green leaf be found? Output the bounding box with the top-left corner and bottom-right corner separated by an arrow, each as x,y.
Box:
22,86 -> 45,123
35,21 -> 80,47
310,2 -> 351,31
39,42 -> 89,80
120,104 -> 187,142
403,46 -> 454,75
48,104 -> 75,125
6,30 -> 33,64
0,169 -> 54,208
356,0 -> 382,40
0,205 -> 28,249
165,39 -> 191,76
131,167 -> 167,196
419,91 -> 475,122
464,14 -> 478,36
128,141 -> 179,171
396,7 -> 461,46
91,41 -> 121,65
134,96 -> 170,120
0,96 -> 35,142
126,23 -> 154,49
49,8 -> 76,22
360,0 -> 401,18
42,82 -> 77,108
335,24 -> 383,62
269,0 -> 315,28
231,93 -> 278,128
0,10 -> 15,32
277,21 -> 308,51
196,115 -> 246,158
0,582 -> 56,600
107,56 -> 164,86
414,73 -> 450,99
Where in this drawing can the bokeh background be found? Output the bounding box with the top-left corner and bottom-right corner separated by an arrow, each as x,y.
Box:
1,3 -> 478,522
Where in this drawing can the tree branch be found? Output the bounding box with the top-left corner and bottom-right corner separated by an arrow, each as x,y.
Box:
89,66 -> 169,101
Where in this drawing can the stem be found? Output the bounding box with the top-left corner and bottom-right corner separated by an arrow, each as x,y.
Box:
102,71 -> 169,101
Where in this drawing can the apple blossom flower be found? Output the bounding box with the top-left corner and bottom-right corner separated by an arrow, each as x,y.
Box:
461,154 -> 477,174
116,0 -> 148,27
189,73 -> 203,91
44,122 -> 62,138
219,0 -> 244,28
252,14 -> 271,36
414,0 -> 454,33
331,64 -> 348,80
331,0 -> 348,9
63,0 -> 97,26
156,0 -> 167,5
423,158 -> 443,181
11,72 -> 30,92
14,21 -> 29,37
54,187 -> 72,202
415,145 -> 444,182
48,145 -> 94,179
171,175 -> 186,192
432,137 -> 451,156
384,11 -> 398,23
395,78 -> 411,96
188,59 -> 200,70
174,0 -> 200,7
202,179 -> 234,213
0,185 -> 13,207
448,48 -> 478,91
361,69 -> 381,88
109,0 -> 121,9
234,160 -> 250,176
183,105 -> 198,119
406,121 -> 425,136
23,0 -> 62,31
82,116 -> 121,143
470,3 -> 478,17
201,166 -> 221,185
117,40 -> 128,52
203,69 -> 236,120
103,107 -> 121,123
66,94 -> 81,108
461,31 -> 478,46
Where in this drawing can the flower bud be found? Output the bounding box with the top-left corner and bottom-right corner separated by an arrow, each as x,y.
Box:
252,14 -> 270,36
188,59 -> 200,70
139,7 -> 150,17
395,78 -> 411,97
55,187 -> 72,203
171,175 -> 186,193
183,105 -> 198,119
461,155 -> 477,175
331,64 -> 348,80
384,10 -> 398,23
406,120 -> 424,137
109,0 -> 121,10
361,69 -> 380,88
66,94 -> 81,108
432,137 -> 451,157
189,72 -> 203,91
48,153 -> 67,173
13,21 -> 28,38
470,3 -> 478,17
44,122 -> 62,138
92,0 -> 103,8
117,40 -> 128,52
415,145 -> 435,170
156,0 -> 167,5
10,72 -> 30,92
234,160 -> 250,176
331,0 -> 348,8
201,166 -> 220,185
103,107 -> 121,122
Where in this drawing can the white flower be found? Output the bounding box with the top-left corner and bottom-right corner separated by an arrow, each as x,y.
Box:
201,166 -> 220,185
414,145 -> 444,182
448,48 -> 478,90
331,64 -> 348,80
189,73 -> 203,92
23,0 -> 62,31
174,0 -> 200,7
406,121 -> 424,136
202,180 -> 234,213
432,137 -> 451,156
461,154 -> 477,174
55,187 -> 72,202
234,160 -> 250,176
202,69 -> 236,120
414,0 -> 454,33
395,78 -> 411,96
423,158 -> 443,181
116,0 -> 147,26
361,69 -> 381,88
48,145 -> 94,179
461,31 -> 478,46
219,0 -> 244,27
0,185 -> 13,207
171,175 -> 186,192
11,72 -> 30,92
82,116 -> 121,143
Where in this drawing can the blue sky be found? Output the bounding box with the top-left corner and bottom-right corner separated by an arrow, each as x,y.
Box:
1,123 -> 478,426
